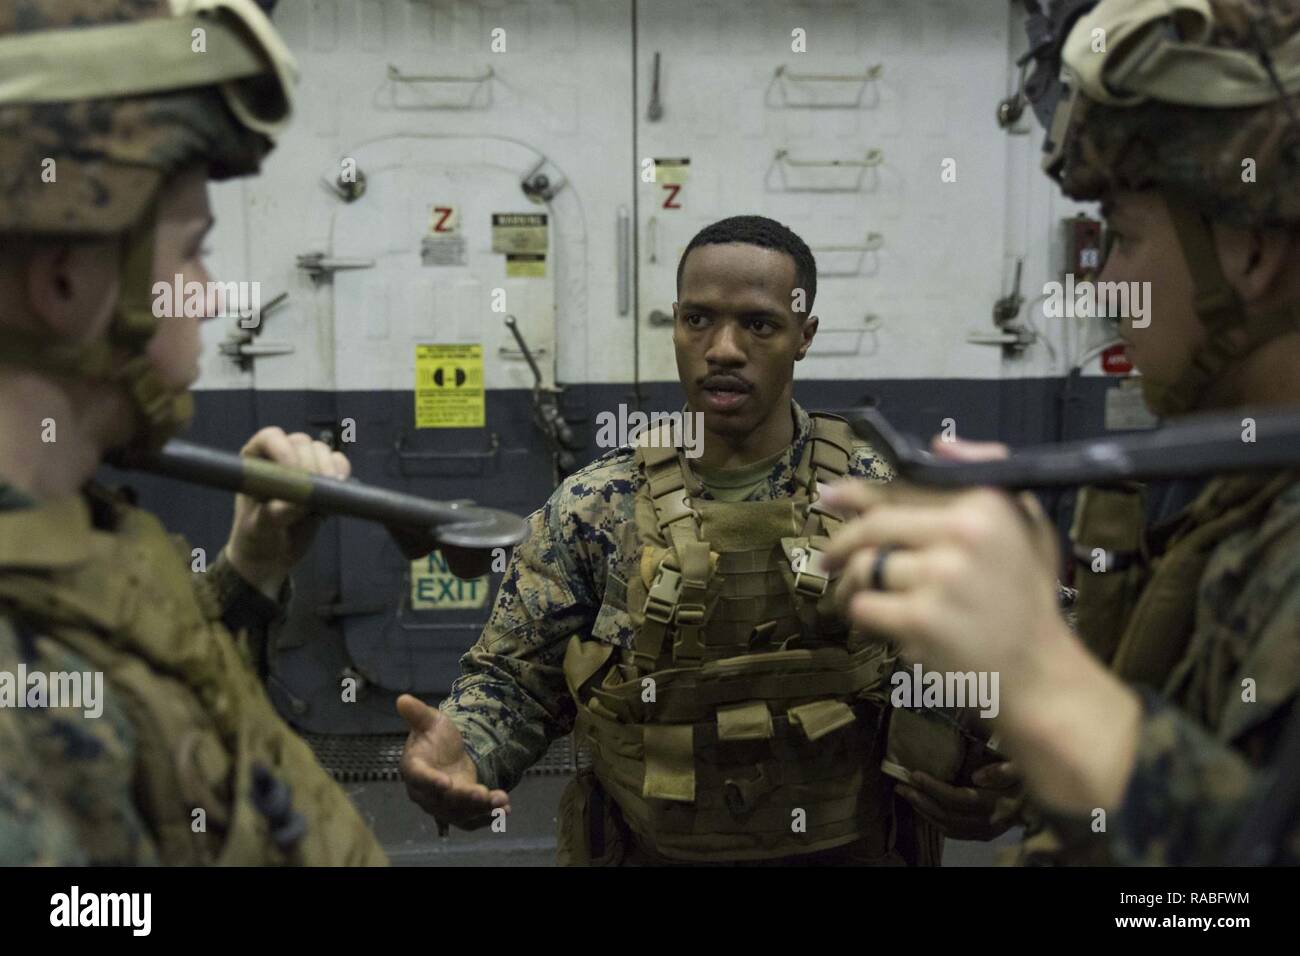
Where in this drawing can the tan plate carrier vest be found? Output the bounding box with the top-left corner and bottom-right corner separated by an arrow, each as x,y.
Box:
562,414 -> 900,861
1071,471 -> 1296,692
1016,469 -> 1296,864
0,492 -> 386,866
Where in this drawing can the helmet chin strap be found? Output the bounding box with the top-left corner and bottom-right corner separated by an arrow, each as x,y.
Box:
0,205 -> 194,451
1153,194 -> 1300,417
109,205 -> 195,451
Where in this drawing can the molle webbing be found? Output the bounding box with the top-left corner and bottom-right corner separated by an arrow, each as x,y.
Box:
0,495 -> 385,866
566,413 -> 900,861
1033,471 -> 1296,867
585,711 -> 888,861
1110,471 -> 1297,693
630,414 -> 856,673
1070,482 -> 1148,664
584,645 -> 893,725
564,639 -> 895,861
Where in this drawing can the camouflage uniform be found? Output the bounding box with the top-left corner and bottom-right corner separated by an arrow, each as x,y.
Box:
0,1 -> 385,865
1026,475 -> 1300,865
1020,0 -> 1300,865
440,402 -> 916,861
0,486 -> 286,864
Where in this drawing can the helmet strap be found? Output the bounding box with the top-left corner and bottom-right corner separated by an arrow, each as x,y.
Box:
1154,194 -> 1300,416
108,204 -> 194,450
0,203 -> 193,449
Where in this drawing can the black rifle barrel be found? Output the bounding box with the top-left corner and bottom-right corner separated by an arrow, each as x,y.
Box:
111,440 -> 526,550
847,404 -> 1300,489
850,403 -> 1300,863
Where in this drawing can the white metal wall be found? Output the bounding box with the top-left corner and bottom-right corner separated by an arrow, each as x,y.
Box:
196,0 -> 1112,398
636,0 -> 1010,382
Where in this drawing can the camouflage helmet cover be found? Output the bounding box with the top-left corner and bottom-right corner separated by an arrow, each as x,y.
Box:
1052,0 -> 1300,228
0,0 -> 296,451
0,0 -> 296,235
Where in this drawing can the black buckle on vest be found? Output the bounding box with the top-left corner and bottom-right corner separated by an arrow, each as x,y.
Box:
748,620 -> 778,651
722,763 -> 783,817
251,762 -> 308,852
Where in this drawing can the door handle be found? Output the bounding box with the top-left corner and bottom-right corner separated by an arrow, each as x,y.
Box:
617,206 -> 631,316
394,432 -> 501,469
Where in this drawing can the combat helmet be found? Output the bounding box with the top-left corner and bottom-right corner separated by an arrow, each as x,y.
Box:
0,0 -> 297,447
1035,0 -> 1300,416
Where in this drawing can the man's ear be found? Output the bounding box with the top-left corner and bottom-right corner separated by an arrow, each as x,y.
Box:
1218,223 -> 1292,306
796,314 -> 818,361
24,238 -> 119,341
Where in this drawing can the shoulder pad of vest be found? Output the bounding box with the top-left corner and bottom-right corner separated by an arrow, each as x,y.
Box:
803,413 -> 858,481
0,496 -> 97,569
807,413 -> 856,450
632,424 -> 682,469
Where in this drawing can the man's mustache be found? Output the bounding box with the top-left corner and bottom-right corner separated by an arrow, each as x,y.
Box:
700,373 -> 753,391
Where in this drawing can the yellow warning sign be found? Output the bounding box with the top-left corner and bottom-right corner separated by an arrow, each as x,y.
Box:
505,253 -> 546,277
491,213 -> 548,254
411,550 -> 490,610
654,157 -> 690,185
415,344 -> 484,428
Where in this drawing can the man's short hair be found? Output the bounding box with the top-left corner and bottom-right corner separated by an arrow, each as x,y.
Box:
676,215 -> 817,314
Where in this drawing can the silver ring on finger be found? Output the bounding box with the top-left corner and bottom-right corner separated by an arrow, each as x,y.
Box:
870,544 -> 897,591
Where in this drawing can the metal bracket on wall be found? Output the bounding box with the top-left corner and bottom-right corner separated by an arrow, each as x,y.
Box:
504,315 -> 582,480
970,257 -> 1036,356
997,56 -> 1033,132
322,165 -> 367,203
394,431 -> 501,476
767,148 -> 883,193
807,313 -> 882,357
296,253 -> 376,280
647,51 -> 664,121
768,63 -> 883,109
520,155 -> 568,203
498,345 -> 549,361
218,291 -> 293,370
812,232 -> 885,277
393,610 -> 494,633
617,207 -> 631,316
315,600 -> 389,622
385,63 -> 495,110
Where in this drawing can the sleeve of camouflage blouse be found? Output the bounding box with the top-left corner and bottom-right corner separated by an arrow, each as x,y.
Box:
849,441 -> 895,482
1110,691 -> 1300,865
1111,489 -> 1300,866
200,548 -> 290,679
438,489 -> 601,793
0,615 -> 159,865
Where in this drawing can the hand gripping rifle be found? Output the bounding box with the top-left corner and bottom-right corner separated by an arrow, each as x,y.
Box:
109,439 -> 527,579
847,405 -> 1300,490
847,403 -> 1300,864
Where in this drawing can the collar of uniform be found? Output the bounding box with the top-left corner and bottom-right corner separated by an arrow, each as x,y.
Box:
0,493 -> 96,568
789,399 -> 813,456
680,400 -> 810,501
782,400 -> 815,495
0,479 -> 37,512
